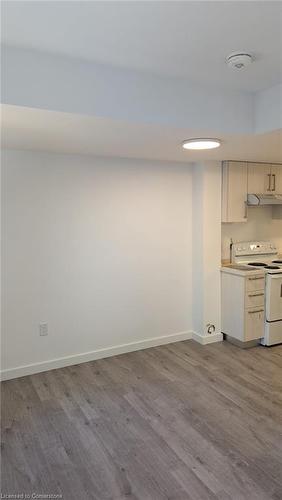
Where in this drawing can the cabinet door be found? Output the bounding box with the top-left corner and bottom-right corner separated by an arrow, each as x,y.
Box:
270,165 -> 282,194
222,162 -> 247,222
247,163 -> 271,194
244,308 -> 264,341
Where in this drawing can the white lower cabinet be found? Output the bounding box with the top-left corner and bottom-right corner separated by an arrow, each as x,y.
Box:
221,270 -> 265,343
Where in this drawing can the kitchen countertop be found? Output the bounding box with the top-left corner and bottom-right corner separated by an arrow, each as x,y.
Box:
220,264 -> 265,277
221,253 -> 282,276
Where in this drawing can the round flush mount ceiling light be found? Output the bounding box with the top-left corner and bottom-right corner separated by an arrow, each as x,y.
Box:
182,138 -> 221,150
226,52 -> 254,70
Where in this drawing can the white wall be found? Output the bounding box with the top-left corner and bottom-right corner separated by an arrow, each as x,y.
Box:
255,83 -> 282,133
193,162 -> 222,342
1,150 -> 193,377
222,207 -> 282,260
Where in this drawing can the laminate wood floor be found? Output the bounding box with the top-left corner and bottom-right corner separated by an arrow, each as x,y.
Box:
1,340 -> 282,500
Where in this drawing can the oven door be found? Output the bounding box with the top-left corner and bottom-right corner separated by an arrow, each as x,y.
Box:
265,273 -> 282,322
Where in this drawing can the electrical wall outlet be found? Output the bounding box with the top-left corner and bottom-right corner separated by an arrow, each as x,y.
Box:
39,323 -> 48,336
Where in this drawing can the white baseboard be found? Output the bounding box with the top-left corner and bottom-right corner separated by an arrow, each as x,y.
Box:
192,331 -> 223,345
0,330 -> 192,381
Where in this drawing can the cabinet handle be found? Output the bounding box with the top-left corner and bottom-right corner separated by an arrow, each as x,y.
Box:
244,201 -> 247,219
272,174 -> 276,191
248,309 -> 264,314
248,277 -> 264,281
248,292 -> 264,297
267,173 -> 271,191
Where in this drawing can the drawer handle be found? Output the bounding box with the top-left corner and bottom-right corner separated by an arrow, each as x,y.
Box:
248,309 -> 264,314
248,277 -> 264,281
248,292 -> 264,297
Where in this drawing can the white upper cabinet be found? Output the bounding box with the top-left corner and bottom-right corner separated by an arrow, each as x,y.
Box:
271,165 -> 282,194
247,163 -> 271,194
247,163 -> 282,194
222,161 -> 282,223
222,161 -> 248,223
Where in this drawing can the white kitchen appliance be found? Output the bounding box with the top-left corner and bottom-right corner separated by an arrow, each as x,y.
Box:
247,193 -> 282,206
232,241 -> 282,346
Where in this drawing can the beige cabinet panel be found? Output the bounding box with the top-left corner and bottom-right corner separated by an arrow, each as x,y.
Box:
247,163 -> 271,194
222,161 -> 247,222
271,165 -> 282,193
244,308 -> 265,341
246,276 -> 265,292
245,290 -> 264,308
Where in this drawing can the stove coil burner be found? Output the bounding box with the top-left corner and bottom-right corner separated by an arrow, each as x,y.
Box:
265,265 -> 280,270
272,260 -> 282,264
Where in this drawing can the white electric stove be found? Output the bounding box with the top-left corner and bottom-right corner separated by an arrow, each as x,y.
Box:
232,241 -> 282,346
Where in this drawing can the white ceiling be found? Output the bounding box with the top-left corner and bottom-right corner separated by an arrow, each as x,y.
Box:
2,1 -> 282,92
2,105 -> 282,163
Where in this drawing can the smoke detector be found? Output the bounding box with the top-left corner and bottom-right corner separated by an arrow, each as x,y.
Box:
226,52 -> 254,70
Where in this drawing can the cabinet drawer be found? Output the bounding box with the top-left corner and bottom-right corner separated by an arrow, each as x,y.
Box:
246,275 -> 265,292
245,307 -> 265,341
245,290 -> 265,308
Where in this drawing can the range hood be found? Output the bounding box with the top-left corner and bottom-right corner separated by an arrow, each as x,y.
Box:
247,193 -> 282,206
